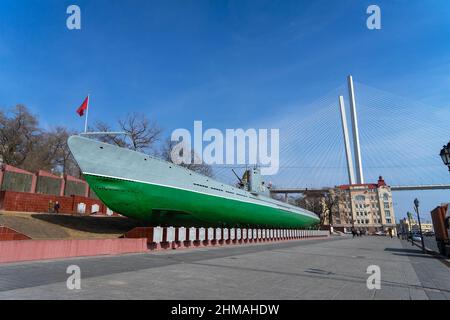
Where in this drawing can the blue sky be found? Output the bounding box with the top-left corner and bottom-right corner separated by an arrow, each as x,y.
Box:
1,0 -> 450,221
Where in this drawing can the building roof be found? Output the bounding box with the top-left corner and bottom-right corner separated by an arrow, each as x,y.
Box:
337,176 -> 387,190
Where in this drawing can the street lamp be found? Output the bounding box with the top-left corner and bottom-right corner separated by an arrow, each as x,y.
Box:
439,142 -> 450,171
413,198 -> 426,253
407,211 -> 413,244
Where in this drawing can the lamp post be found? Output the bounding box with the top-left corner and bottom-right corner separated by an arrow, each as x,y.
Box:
413,198 -> 426,253
407,211 -> 413,245
440,142 -> 450,171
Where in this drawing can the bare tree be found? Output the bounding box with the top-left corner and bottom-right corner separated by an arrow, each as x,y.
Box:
92,113 -> 162,153
0,105 -> 82,176
296,191 -> 327,224
0,105 -> 43,170
92,121 -> 128,148
323,190 -> 339,226
160,137 -> 213,177
119,113 -> 162,152
45,127 -> 80,176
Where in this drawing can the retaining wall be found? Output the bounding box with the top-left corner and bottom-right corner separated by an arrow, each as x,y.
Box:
0,238 -> 147,263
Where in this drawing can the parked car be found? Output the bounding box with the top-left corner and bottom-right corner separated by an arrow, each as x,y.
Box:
424,231 -> 435,237
412,234 -> 422,241
374,231 -> 386,236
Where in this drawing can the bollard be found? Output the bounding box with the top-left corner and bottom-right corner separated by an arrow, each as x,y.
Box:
148,226 -> 163,250
183,227 -> 192,248
248,228 -> 253,243
196,227 -> 205,246
162,226 -> 175,249
230,228 -> 236,244
205,227 -> 214,246
212,228 -> 222,245
236,228 -> 242,244
222,228 -> 229,245
174,227 -> 186,248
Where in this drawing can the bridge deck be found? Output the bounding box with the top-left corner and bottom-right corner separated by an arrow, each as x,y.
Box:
270,184 -> 450,193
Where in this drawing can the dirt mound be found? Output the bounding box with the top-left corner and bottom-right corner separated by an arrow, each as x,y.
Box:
0,211 -> 148,239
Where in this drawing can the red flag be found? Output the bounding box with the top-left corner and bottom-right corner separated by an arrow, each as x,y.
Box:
76,96 -> 89,116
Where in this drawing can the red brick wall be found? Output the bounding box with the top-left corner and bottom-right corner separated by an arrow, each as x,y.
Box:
0,190 -> 117,216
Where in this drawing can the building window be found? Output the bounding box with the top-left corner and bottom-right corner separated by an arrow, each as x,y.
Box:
386,218 -> 391,224
355,195 -> 365,202
384,202 -> 389,209
385,210 -> 391,218
383,193 -> 389,201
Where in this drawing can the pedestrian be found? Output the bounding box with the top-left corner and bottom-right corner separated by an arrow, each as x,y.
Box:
54,201 -> 60,214
388,228 -> 393,238
352,227 -> 356,238
48,200 -> 54,213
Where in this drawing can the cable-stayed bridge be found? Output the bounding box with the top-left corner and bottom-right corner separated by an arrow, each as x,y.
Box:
210,77 -> 450,193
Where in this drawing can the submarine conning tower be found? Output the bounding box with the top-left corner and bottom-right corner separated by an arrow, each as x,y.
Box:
246,167 -> 270,196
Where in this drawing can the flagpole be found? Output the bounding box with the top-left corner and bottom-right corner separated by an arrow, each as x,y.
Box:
84,94 -> 89,133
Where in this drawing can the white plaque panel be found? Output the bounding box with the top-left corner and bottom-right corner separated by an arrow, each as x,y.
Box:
215,228 -> 222,240
152,227 -> 163,243
207,228 -> 214,240
189,227 -> 197,241
177,227 -> 186,241
198,227 -> 205,241
223,228 -> 229,240
166,227 -> 175,242
230,228 -> 235,240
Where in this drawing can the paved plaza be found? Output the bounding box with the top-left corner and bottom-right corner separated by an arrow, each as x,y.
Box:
0,236 -> 449,299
